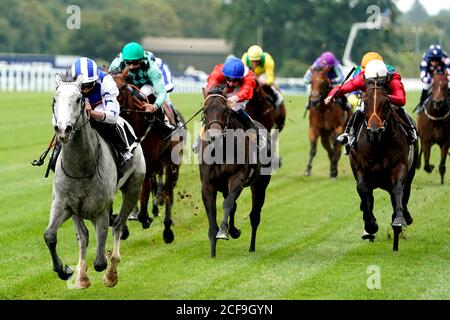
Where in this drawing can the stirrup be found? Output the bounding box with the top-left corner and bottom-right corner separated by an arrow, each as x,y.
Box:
336,133 -> 349,144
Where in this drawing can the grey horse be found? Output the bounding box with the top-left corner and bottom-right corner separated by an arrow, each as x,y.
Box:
44,74 -> 145,288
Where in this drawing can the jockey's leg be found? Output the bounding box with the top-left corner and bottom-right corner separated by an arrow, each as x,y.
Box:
162,102 -> 176,129
93,121 -> 132,168
396,107 -> 417,145
271,84 -> 283,109
418,82 -> 431,110
337,109 -> 365,149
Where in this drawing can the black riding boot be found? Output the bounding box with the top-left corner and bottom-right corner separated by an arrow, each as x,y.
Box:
94,123 -> 131,168
397,108 -> 417,145
417,89 -> 429,111
49,142 -> 62,172
336,109 -> 364,147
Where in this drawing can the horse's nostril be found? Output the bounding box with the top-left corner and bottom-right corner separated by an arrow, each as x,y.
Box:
66,125 -> 73,133
54,125 -> 59,132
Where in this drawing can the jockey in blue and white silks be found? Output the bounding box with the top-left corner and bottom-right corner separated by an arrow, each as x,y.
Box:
52,57 -> 135,169
418,44 -> 450,108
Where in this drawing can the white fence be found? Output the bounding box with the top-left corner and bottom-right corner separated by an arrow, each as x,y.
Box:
0,63 -> 422,93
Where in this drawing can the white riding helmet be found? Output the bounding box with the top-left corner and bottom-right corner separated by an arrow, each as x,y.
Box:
364,60 -> 388,79
71,57 -> 99,84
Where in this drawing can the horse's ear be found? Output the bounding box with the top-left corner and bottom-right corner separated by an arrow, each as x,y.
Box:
122,66 -> 130,78
75,75 -> 83,88
202,87 -> 206,98
55,73 -> 63,86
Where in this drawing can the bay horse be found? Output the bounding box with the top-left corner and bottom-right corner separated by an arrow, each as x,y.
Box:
45,74 -> 145,288
304,69 -> 351,178
417,71 -> 450,184
246,84 -> 286,132
111,69 -> 184,244
199,88 -> 272,257
349,77 -> 418,251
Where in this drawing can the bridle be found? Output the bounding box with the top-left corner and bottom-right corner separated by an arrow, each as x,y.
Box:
364,82 -> 391,131
203,94 -> 230,131
425,75 -> 450,121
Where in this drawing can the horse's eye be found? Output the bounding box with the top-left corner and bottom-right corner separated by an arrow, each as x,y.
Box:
76,97 -> 82,104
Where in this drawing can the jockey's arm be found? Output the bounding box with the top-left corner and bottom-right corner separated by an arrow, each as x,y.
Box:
146,62 -> 167,109
388,73 -> 406,106
235,71 -> 257,101
205,64 -> 224,94
331,64 -> 345,85
328,73 -> 365,99
303,67 -> 313,85
263,53 -> 275,86
87,75 -> 120,124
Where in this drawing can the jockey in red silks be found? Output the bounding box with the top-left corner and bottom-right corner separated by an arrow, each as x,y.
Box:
325,59 -> 417,150
206,57 -> 257,130
192,57 -> 258,153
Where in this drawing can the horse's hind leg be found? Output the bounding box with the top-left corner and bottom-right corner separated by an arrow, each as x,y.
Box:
94,212 -> 109,273
439,144 -> 449,184
72,215 -> 90,289
138,175 -> 153,229
249,174 -> 271,252
321,133 -> 338,178
222,190 -> 240,239
43,205 -> 73,280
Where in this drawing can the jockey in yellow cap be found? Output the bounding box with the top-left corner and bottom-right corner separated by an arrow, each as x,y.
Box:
241,45 -> 284,109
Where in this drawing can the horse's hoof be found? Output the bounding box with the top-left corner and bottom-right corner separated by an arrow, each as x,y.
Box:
229,228 -> 241,239
120,225 -> 129,240
138,215 -> 153,229
405,215 -> 413,226
152,206 -> 159,217
303,170 -> 311,177
163,229 -> 175,244
392,217 -> 407,227
424,164 -> 435,173
103,271 -> 118,288
216,230 -> 229,240
94,260 -> 107,272
76,277 -> 91,289
127,211 -> 138,221
58,265 -> 74,281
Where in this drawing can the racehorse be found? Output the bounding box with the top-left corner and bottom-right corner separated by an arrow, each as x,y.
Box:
304,69 -> 351,178
246,84 -> 286,132
44,74 -> 145,288
199,87 -> 272,257
417,71 -> 450,184
111,68 -> 184,244
349,77 -> 418,251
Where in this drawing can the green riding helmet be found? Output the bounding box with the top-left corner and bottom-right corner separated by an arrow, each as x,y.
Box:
122,42 -> 145,61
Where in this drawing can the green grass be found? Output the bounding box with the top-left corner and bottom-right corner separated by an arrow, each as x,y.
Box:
0,91 -> 448,300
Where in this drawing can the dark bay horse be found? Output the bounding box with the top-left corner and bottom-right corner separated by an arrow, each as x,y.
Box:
199,88 -> 272,257
304,69 -> 351,177
349,77 -> 418,251
46,74 -> 145,288
246,84 -> 286,132
112,69 -> 184,244
417,72 -> 450,184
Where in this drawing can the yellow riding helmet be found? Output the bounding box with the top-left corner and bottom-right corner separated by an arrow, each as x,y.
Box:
361,52 -> 383,70
247,45 -> 264,61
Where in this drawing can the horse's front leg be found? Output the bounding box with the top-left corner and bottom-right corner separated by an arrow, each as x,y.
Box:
356,174 -> 378,240
72,215 -> 90,289
202,183 -> 218,258
422,140 -> 434,173
217,177 -> 244,241
43,204 -> 73,280
222,190 -> 240,240
390,164 -> 408,251
439,143 -> 449,184
162,163 -> 179,244
304,128 -> 319,176
138,174 -> 153,229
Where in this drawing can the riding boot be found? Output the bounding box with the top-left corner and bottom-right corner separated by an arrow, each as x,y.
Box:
336,109 -> 364,147
397,107 -> 417,145
95,123 -> 132,168
49,141 -> 62,172
416,89 -> 429,111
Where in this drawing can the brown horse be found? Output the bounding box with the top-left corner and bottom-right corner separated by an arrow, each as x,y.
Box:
111,69 -> 184,244
349,77 -> 418,251
199,87 -> 272,257
304,69 -> 351,177
246,84 -> 286,132
417,71 -> 450,184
